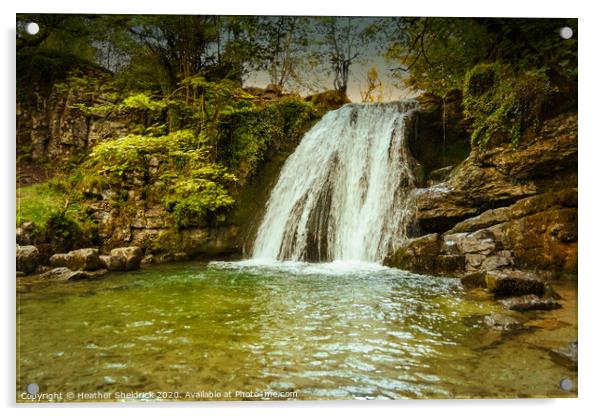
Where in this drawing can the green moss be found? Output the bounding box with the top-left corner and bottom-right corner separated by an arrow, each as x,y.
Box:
16,182 -> 66,227
218,96 -> 314,177
463,63 -> 556,149
16,180 -> 98,249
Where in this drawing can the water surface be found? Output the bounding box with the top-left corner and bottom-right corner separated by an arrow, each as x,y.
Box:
17,261 -> 577,401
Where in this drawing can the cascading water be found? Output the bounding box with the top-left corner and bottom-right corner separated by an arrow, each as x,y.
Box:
252,101 -> 420,263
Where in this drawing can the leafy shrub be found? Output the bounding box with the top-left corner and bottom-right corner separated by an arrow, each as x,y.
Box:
86,129 -> 238,227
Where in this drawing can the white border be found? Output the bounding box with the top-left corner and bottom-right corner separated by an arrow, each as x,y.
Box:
2,1 -> 600,415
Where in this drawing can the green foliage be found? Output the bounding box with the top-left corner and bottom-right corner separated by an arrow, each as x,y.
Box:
17,181 -> 66,227
386,17 -> 577,99
122,93 -> 167,112
463,63 -> 556,148
85,129 -> 238,227
16,180 -> 97,249
16,49 -> 102,99
218,96 -> 314,176
162,176 -> 235,227
386,18 -> 491,97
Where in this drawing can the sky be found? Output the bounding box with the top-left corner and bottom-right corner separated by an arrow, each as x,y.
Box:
243,16 -> 417,102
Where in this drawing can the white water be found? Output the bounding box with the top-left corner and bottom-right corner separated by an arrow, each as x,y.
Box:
252,101 -> 420,263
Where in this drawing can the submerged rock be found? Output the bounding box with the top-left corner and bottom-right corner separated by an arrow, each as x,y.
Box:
549,340 -> 578,370
40,267 -> 108,281
499,294 -> 561,311
484,270 -> 545,297
484,313 -> 524,331
16,245 -> 40,274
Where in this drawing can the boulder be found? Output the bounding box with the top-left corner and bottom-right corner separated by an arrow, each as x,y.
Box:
384,233 -> 440,274
49,253 -> 69,267
499,294 -> 561,311
109,246 -> 143,271
484,270 -> 545,297
66,248 -> 103,271
99,254 -> 126,271
16,245 -> 40,274
461,271 -> 487,289
16,221 -> 35,245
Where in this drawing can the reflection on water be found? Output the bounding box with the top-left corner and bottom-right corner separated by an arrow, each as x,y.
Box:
16,261 -> 577,401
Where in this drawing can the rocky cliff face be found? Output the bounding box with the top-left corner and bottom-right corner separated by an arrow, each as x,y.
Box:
16,57 -> 321,262
17,69 -> 133,167
385,111 -> 578,279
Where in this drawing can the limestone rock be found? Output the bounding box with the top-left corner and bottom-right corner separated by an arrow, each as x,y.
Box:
16,221 -> 35,245
99,254 -> 126,271
434,254 -> 465,275
16,245 -> 40,274
457,229 -> 497,255
49,253 -> 69,267
480,250 -> 514,271
109,246 -> 143,271
447,206 -> 511,234
461,271 -> 487,289
384,233 -> 440,274
413,114 -> 576,235
484,270 -> 545,297
66,248 -> 103,271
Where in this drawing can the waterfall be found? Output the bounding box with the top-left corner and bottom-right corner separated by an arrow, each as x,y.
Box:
252,101 -> 420,263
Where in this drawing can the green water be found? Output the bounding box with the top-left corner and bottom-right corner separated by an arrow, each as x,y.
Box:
16,261 -> 577,401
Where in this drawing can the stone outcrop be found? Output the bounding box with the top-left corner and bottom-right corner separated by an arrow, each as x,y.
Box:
16,57 -> 133,165
386,110 -> 576,283
412,113 -> 577,235
16,245 -> 40,274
